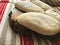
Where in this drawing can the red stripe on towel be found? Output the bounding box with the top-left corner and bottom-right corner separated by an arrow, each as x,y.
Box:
0,3 -> 7,23
51,39 -> 60,45
29,35 -> 34,45
56,39 -> 60,45
0,3 -> 5,22
23,34 -> 29,45
20,35 -> 23,45
0,3 -> 4,23
0,0 -> 9,3
23,33 -> 34,45
51,40 -> 57,45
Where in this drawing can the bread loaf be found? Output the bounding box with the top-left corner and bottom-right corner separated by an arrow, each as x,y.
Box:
14,2 -> 44,12
30,0 -> 53,11
16,12 -> 60,35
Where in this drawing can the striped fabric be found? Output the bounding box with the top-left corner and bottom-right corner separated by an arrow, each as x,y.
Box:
0,0 -> 14,3
0,0 -> 9,3
0,20 -> 60,45
0,0 -> 60,45
40,0 -> 60,6
0,3 -> 12,31
0,3 -> 7,23
0,3 -> 12,45
0,0 -> 29,3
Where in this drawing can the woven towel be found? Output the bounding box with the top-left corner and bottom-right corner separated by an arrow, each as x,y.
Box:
0,20 -> 60,45
0,3 -> 12,45
0,0 -> 60,45
0,0 -> 14,3
1,7 -> 60,45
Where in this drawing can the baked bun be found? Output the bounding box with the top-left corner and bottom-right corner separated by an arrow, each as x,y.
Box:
14,2 -> 44,13
16,12 -> 60,35
30,0 -> 53,11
